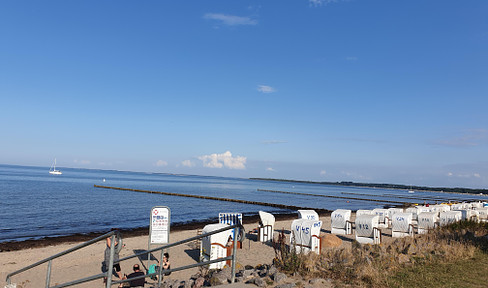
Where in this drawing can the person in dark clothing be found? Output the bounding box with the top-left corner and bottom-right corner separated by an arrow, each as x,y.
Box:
122,264 -> 145,287
162,252 -> 171,273
102,231 -> 124,284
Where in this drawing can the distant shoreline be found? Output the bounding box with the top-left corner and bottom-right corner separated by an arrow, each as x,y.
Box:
250,178 -> 488,195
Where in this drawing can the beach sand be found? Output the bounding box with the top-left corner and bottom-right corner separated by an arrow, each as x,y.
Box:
1,213 -> 384,288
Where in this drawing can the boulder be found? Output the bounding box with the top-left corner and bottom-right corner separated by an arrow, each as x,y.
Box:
320,234 -> 342,249
192,277 -> 205,288
268,265 -> 278,276
220,267 -> 233,279
242,269 -> 254,279
209,271 -> 229,286
273,272 -> 288,284
275,283 -> 296,288
246,277 -> 266,287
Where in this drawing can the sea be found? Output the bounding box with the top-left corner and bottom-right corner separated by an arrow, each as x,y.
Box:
1,164 -> 486,243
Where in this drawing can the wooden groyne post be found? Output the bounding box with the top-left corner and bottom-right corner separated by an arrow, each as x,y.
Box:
256,189 -> 411,205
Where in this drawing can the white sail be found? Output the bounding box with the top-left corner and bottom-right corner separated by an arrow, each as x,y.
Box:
49,158 -> 62,175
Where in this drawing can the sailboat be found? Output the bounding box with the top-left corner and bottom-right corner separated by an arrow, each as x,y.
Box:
49,158 -> 62,175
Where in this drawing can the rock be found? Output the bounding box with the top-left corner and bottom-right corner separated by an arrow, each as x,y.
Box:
258,269 -> 268,277
255,277 -> 267,287
242,269 -> 254,279
209,271 -> 230,286
220,267 -> 233,279
192,277 -> 205,288
320,234 -> 342,249
273,272 -> 287,284
268,265 -> 277,276
246,277 -> 266,287
275,283 -> 296,288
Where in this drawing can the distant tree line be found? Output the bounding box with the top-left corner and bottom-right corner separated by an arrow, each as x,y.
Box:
249,178 -> 487,195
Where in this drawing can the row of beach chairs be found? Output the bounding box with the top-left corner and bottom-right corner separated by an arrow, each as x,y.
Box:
331,201 -> 488,244
199,202 -> 488,268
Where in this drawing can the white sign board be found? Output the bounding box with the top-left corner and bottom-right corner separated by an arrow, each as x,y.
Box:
150,206 -> 170,244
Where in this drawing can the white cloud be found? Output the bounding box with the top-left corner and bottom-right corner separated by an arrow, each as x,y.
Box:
310,0 -> 346,6
74,159 -> 91,165
310,0 -> 331,6
257,85 -> 276,93
320,170 -> 327,176
435,129 -> 488,147
262,140 -> 287,145
156,160 -> 168,167
181,160 -> 195,168
447,171 -> 482,179
198,151 -> 246,170
204,13 -> 257,26
341,170 -> 369,180
266,167 -> 275,171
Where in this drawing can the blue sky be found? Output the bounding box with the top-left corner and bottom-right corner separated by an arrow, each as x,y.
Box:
1,0 -> 487,188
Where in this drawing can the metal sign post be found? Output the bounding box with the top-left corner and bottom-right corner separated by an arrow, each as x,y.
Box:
148,206 -> 170,278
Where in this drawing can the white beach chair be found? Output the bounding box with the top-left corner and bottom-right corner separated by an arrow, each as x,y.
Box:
356,209 -> 374,217
454,209 -> 479,222
200,223 -> 233,269
219,212 -> 243,244
297,209 -> 319,221
372,208 -> 389,228
417,212 -> 439,234
355,214 -> 381,244
439,211 -> 462,227
405,207 -> 419,223
475,207 -> 488,222
391,213 -> 414,238
430,205 -> 450,216
450,203 -> 464,211
470,202 -> 483,209
331,209 -> 353,235
387,208 -> 404,225
290,219 -> 323,254
257,211 -> 275,242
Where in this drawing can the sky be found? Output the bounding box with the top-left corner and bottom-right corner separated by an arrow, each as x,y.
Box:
0,0 -> 487,189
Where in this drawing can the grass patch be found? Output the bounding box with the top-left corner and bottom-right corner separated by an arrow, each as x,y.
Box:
387,252 -> 488,288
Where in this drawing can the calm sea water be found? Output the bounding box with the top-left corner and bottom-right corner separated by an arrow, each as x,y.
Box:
0,164 -> 485,243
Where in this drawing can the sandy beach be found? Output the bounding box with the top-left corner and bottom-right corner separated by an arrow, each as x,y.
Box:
1,213 -> 371,288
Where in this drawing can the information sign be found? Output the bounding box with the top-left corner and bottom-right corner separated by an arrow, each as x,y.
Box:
150,206 -> 170,244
